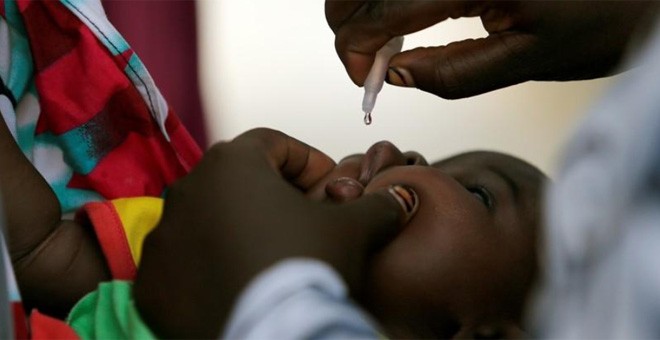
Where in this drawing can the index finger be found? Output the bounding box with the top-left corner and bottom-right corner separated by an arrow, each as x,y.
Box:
326,0 -> 486,85
233,128 -> 336,191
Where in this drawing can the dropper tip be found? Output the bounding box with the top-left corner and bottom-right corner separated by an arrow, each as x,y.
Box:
363,111 -> 372,125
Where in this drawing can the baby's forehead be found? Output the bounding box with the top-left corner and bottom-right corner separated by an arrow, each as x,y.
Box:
433,151 -> 524,168
435,151 -> 546,227
431,151 -> 546,186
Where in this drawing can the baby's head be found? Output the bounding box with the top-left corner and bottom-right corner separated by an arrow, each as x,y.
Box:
309,142 -> 547,338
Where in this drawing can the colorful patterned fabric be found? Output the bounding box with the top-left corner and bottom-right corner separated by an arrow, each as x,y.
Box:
29,310 -> 80,339
0,230 -> 29,339
4,219 -> 80,339
67,281 -> 155,340
76,197 -> 163,280
2,195 -> 162,339
1,0 -> 203,336
1,0 -> 202,214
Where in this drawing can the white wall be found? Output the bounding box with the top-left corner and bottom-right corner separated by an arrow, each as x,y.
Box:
197,0 -> 614,175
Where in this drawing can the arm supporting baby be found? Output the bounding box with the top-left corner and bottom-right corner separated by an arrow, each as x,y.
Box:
133,128 -> 417,338
0,113 -> 111,318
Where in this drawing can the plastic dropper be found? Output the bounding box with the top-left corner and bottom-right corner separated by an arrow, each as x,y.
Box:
362,36 -> 404,125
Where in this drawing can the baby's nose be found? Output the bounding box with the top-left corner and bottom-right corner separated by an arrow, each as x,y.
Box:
359,141 -> 408,184
402,151 -> 429,166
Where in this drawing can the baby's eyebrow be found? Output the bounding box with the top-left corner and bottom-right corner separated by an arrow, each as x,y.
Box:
489,166 -> 519,200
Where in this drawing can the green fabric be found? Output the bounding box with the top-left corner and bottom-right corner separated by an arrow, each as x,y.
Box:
67,281 -> 156,339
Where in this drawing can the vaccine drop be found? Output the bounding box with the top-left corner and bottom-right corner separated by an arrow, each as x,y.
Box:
360,36 -> 404,126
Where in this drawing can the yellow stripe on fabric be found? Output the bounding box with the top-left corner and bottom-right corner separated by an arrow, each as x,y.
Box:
110,197 -> 163,266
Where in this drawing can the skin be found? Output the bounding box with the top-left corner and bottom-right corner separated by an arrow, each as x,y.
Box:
4,0 -> 655,327
0,113 -> 110,318
2,110 -> 541,339
134,128 -> 414,338
0,111 -> 412,327
326,1 -> 660,99
309,141 -> 546,338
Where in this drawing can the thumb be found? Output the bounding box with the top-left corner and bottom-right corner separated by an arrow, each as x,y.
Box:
387,32 -> 539,99
337,184 -> 419,252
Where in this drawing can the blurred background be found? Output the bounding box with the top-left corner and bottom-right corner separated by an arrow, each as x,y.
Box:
104,0 -> 616,175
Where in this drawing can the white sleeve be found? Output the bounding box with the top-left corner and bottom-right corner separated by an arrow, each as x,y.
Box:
531,16 -> 660,339
221,259 -> 380,340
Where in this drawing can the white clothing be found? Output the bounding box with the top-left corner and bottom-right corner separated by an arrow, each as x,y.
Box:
222,259 -> 379,340
532,15 -> 660,339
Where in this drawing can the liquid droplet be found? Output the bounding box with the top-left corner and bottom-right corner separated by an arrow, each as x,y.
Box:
363,112 -> 372,125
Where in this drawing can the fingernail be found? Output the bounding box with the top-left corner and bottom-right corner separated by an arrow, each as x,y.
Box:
388,184 -> 418,217
327,177 -> 364,200
386,67 -> 415,87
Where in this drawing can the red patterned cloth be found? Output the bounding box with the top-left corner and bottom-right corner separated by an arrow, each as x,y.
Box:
0,0 -> 204,337
2,0 -> 202,212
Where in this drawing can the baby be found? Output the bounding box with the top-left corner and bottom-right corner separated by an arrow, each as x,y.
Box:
306,140 -> 546,338
4,122 -> 545,338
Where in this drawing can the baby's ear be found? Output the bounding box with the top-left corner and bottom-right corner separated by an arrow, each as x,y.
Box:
457,322 -> 526,339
